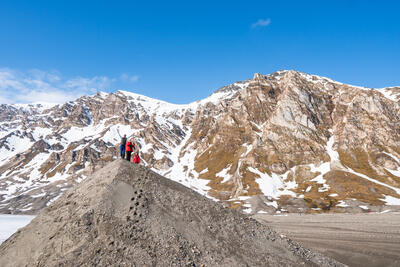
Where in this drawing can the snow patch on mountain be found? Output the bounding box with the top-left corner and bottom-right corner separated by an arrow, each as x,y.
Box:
0,135 -> 33,163
216,165 -> 232,184
346,167 -> 400,195
118,90 -> 190,114
101,124 -> 136,145
382,195 -> 400,205
248,167 -> 297,198
377,87 -> 400,101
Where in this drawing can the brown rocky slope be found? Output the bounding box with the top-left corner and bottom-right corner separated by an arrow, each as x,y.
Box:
0,160 -> 343,266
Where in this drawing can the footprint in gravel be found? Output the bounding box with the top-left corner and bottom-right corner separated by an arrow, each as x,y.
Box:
128,186 -> 150,226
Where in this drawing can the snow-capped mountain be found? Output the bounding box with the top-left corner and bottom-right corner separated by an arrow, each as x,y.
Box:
0,70 -> 399,214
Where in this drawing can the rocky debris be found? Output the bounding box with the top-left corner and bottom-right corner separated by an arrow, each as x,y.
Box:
0,160 -> 344,266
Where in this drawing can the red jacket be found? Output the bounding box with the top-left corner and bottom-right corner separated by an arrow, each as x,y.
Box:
126,141 -> 134,152
133,154 -> 140,164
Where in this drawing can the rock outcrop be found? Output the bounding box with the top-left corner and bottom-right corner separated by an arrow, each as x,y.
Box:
0,160 -> 343,266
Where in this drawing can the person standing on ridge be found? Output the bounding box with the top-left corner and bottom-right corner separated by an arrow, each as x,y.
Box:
120,134 -> 127,159
126,139 -> 135,161
132,152 -> 140,164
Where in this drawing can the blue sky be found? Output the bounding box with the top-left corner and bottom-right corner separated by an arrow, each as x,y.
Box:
0,0 -> 399,104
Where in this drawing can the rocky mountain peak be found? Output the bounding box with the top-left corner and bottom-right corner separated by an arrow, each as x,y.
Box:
252,72 -> 265,80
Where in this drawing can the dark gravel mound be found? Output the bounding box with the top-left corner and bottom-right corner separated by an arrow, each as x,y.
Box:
0,160 -> 344,266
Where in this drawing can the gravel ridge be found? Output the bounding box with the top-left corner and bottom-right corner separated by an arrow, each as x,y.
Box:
0,160 -> 345,266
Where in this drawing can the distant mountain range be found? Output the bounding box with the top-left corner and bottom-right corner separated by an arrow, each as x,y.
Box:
0,70 -> 399,214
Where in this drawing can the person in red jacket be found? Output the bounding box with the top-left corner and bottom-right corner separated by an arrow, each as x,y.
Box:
132,153 -> 140,164
125,139 -> 135,161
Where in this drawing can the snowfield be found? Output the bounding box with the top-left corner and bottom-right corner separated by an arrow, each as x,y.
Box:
0,214 -> 35,243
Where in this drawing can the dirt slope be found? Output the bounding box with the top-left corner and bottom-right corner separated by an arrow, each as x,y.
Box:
0,160 -> 343,266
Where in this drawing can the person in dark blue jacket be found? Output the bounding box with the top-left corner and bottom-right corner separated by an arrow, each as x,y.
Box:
120,134 -> 127,159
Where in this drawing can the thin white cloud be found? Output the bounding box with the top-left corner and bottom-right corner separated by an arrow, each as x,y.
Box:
28,69 -> 61,83
65,76 -> 115,93
0,69 -> 26,92
0,68 -> 140,104
0,95 -> 10,104
251,18 -> 271,28
120,73 -> 140,83
14,90 -> 77,104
